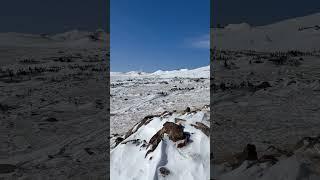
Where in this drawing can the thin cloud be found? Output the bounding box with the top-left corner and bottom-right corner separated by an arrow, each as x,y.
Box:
186,34 -> 210,49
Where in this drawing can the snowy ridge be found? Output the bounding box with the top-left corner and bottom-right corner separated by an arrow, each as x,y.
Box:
0,29 -> 108,47
111,65 -> 209,79
212,12 -> 320,51
110,108 -> 210,180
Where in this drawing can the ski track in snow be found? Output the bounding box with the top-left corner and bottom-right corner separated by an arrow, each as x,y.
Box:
154,140 -> 168,180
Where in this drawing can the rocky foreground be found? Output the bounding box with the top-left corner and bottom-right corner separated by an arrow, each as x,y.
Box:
212,136 -> 320,180
110,107 -> 210,180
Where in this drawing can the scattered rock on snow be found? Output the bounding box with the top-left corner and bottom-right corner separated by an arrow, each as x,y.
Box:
45,117 -> 58,122
0,164 -> 17,174
191,122 -> 210,137
159,166 -> 170,177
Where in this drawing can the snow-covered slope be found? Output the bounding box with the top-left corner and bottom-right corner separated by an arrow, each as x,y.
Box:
212,13 -> 320,51
110,66 -> 209,134
110,108 -> 210,180
110,66 -> 210,179
212,12 -> 320,180
0,33 -> 108,179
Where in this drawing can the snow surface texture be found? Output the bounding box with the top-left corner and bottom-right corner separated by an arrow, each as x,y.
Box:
110,108 -> 210,180
110,66 -> 209,134
212,13 -> 320,179
0,30 -> 108,179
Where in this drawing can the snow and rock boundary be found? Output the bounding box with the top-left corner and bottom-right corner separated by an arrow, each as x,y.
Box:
213,136 -> 320,180
110,106 -> 210,180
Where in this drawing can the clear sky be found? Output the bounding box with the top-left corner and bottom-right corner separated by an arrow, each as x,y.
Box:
111,0 -> 210,72
0,0 -> 108,34
211,0 -> 320,27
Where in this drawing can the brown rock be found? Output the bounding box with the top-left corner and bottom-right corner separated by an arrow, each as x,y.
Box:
145,122 -> 187,157
191,122 -> 210,137
162,122 -> 185,142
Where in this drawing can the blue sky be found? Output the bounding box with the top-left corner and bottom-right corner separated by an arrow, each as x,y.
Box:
0,0 -> 107,34
212,0 -> 320,27
111,0 -> 210,72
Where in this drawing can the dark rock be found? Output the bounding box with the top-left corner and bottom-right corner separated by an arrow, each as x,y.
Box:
245,144 -> 258,161
161,122 -> 185,142
191,122 -> 210,137
256,81 -> 271,89
145,122 -> 186,157
177,139 -> 188,148
84,148 -> 94,155
141,140 -> 148,147
254,60 -> 263,64
45,117 -> 58,122
174,118 -> 186,124
259,155 -> 278,164
0,164 -> 17,174
121,139 -> 142,146
252,81 -> 271,91
159,167 -> 170,177
264,145 -> 293,157
0,103 -> 11,112
229,144 -> 259,169
115,137 -> 124,146
220,82 -> 227,91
